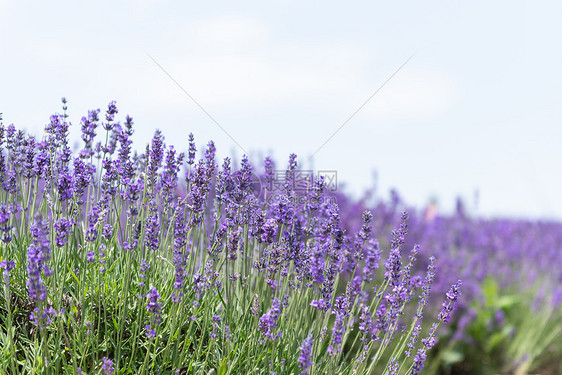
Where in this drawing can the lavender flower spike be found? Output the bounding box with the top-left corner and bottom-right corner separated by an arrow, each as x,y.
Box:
438,280 -> 462,323
145,286 -> 163,338
101,357 -> 115,375
298,334 -> 314,375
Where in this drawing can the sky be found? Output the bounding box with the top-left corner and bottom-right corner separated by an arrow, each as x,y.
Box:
1,0 -> 561,220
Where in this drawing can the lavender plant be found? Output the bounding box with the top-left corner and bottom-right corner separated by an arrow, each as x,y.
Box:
0,103 -> 461,374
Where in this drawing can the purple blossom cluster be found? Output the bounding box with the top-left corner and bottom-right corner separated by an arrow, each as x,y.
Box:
145,286 -> 163,338
0,204 -> 13,243
101,357 -> 114,375
298,334 -> 314,374
26,215 -> 51,303
0,260 -> 15,288
259,297 -> 282,341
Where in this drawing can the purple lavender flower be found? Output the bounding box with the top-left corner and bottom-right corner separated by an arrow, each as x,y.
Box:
10,129 -> 25,170
362,239 -> 380,283
44,113 -> 71,159
2,169 -> 16,194
116,124 -> 134,180
210,322 -> 220,339
225,325 -> 231,341
358,210 -> 373,241
80,109 -> 100,158
234,155 -> 253,200
30,306 -> 58,329
122,115 -> 134,136
258,218 -> 276,244
227,228 -> 241,261
101,357 -> 114,375
86,205 -> 101,242
264,157 -> 275,191
172,207 -> 188,302
305,176 -> 325,212
5,124 -> 16,157
144,202 -> 160,251
192,260 -> 220,300
298,334 -> 314,375
410,348 -> 427,375
97,244 -> 107,270
344,276 -> 362,308
0,204 -> 12,243
139,258 -> 150,287
102,224 -> 113,241
359,305 -> 372,340
328,310 -> 345,355
145,286 -> 163,338
406,324 -> 422,357
251,294 -> 260,316
104,100 -> 118,125
216,157 -> 233,202
27,215 -> 51,303
204,141 -> 216,178
415,256 -> 436,319
123,177 -> 144,207
272,195 -> 295,226
123,238 -> 139,251
22,136 -> 36,179
147,130 -> 165,193
162,145 -> 181,205
73,157 -> 95,203
0,260 -> 15,288
100,158 -> 118,197
54,218 -> 73,247
34,142 -> 50,178
0,123 -> 5,184
384,212 -> 409,285
57,169 -> 74,202
422,323 -> 438,350
438,280 -> 462,323
372,303 -> 389,340
187,132 -> 196,166
259,298 -> 282,341
187,159 -> 213,224
387,358 -> 399,375
284,153 -> 298,195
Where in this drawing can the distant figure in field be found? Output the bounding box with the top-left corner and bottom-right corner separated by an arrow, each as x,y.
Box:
424,198 -> 438,222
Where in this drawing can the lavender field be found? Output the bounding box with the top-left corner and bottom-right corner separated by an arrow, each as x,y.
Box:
0,100 -> 560,375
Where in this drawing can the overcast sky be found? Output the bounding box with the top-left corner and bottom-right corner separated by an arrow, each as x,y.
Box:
1,0 -> 561,219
